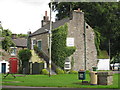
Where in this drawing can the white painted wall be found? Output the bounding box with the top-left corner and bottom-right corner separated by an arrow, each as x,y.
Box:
97,59 -> 110,70
0,60 -> 9,73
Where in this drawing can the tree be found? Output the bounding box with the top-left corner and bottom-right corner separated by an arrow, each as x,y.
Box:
1,28 -> 15,51
18,49 -> 32,73
17,34 -> 28,38
52,2 -> 120,58
2,36 -> 15,51
18,49 -> 32,62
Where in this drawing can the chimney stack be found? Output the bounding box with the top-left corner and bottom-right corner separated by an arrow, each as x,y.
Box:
12,34 -> 17,39
27,31 -> 31,35
74,8 -> 82,12
41,11 -> 50,27
45,11 -> 47,16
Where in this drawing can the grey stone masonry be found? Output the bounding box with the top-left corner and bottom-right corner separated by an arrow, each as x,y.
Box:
97,71 -> 113,85
67,10 -> 97,71
30,33 -> 49,55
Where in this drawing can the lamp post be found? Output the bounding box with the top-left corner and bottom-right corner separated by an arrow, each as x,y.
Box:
49,0 -> 53,77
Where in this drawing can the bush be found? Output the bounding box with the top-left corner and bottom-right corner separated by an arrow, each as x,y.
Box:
34,45 -> 39,53
56,68 -> 64,74
69,70 -> 78,74
86,70 -> 90,74
98,50 -> 109,59
18,49 -> 32,62
41,69 -> 49,75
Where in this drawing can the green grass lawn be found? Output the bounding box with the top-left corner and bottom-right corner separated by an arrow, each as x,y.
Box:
1,73 -> 119,89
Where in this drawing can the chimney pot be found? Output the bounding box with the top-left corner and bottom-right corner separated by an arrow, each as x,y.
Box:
74,8 -> 82,12
45,11 -> 47,16
78,8 -> 80,12
12,34 -> 17,39
27,31 -> 31,35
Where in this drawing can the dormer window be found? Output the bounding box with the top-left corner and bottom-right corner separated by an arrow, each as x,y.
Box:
10,47 -> 17,56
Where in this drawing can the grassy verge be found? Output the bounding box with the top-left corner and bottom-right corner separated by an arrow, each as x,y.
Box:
0,73 -> 2,90
2,73 -> 119,89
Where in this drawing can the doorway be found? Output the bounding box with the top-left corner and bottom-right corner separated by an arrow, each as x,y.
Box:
2,63 -> 6,73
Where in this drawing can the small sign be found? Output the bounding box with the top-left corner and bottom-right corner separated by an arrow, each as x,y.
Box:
66,38 -> 74,47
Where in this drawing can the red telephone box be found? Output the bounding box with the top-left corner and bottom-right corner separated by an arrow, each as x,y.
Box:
9,58 -> 18,73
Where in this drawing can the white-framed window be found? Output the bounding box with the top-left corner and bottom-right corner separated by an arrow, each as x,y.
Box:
31,38 -> 36,49
64,57 -> 71,70
10,47 -> 17,56
37,40 -> 42,50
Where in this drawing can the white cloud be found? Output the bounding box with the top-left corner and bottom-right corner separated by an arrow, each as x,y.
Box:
0,0 -> 55,34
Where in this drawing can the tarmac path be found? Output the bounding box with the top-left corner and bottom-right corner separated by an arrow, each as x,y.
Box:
2,85 -> 119,90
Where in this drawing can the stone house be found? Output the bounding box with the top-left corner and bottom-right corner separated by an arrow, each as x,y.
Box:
10,34 -> 27,57
0,22 -> 27,73
29,8 -> 97,71
1,35 -> 27,74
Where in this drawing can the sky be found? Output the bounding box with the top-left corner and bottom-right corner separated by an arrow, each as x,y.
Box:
0,0 -> 56,34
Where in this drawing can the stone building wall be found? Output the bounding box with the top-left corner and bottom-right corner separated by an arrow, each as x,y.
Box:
67,10 -> 97,71
85,23 -> 97,70
30,33 -> 49,55
67,11 -> 85,71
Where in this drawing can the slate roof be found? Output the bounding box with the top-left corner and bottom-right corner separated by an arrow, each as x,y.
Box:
30,18 -> 70,37
12,38 -> 27,48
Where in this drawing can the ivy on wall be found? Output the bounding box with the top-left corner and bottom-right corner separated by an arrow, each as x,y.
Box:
94,27 -> 101,55
51,24 -> 76,69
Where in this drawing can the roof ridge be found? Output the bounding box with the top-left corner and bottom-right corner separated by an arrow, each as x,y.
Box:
30,17 -> 70,37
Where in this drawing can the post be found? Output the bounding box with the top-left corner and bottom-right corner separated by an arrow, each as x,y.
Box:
109,39 -> 110,60
84,21 -> 87,70
49,0 -> 52,77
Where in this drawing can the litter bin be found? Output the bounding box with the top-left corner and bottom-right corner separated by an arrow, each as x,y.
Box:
78,70 -> 86,80
89,71 -> 97,85
92,67 -> 97,71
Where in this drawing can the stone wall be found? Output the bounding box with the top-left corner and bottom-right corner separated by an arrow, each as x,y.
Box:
30,33 -> 49,55
85,23 -> 97,70
67,11 -> 85,71
67,11 -> 97,71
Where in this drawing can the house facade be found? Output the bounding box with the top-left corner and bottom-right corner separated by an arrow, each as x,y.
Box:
29,9 -> 97,71
10,34 -> 27,57
0,35 -> 27,74
10,35 -> 27,73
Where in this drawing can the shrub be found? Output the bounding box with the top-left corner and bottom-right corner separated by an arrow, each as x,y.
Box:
64,70 -> 67,74
86,70 -> 90,74
34,45 -> 39,53
41,69 -> 49,75
56,68 -> 64,74
69,70 -> 78,74
98,50 -> 109,59
18,49 -> 32,62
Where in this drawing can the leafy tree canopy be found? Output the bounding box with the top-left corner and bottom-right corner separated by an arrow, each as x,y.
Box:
52,2 -> 120,58
1,27 -> 15,51
18,49 -> 32,62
